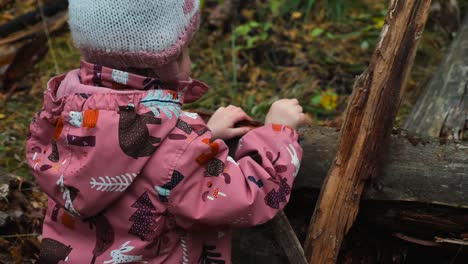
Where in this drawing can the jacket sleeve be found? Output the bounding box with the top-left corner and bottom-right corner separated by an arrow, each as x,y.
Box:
167,124 -> 302,229
26,107 -> 156,218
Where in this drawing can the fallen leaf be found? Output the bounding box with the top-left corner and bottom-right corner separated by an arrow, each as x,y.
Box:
291,12 -> 302,20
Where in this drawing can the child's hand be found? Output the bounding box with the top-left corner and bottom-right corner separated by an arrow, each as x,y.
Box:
265,99 -> 305,130
207,105 -> 253,140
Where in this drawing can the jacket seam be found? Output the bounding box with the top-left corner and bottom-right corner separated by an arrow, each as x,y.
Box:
166,130 -> 208,211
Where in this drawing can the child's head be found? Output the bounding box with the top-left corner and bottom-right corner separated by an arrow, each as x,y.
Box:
68,0 -> 200,81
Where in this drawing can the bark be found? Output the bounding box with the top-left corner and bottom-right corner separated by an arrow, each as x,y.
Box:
303,1 -> 433,263
295,127 -> 468,208
231,198 -> 468,264
404,15 -> 468,140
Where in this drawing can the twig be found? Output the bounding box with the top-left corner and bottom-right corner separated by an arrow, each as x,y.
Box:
0,233 -> 40,238
37,0 -> 60,75
450,246 -> 463,264
393,233 -> 440,247
435,237 -> 468,246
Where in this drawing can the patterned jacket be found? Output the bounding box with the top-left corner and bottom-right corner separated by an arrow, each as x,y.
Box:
25,61 -> 303,263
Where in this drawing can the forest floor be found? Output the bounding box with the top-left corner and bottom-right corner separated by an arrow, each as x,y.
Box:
0,0 -> 467,263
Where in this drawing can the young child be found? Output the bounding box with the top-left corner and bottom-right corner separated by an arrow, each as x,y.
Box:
25,0 -> 305,263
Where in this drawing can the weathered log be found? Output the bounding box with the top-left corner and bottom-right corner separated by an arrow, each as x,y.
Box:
0,11 -> 68,91
295,127 -> 468,208
404,15 -> 468,140
269,211 -> 307,264
304,1 -> 433,263
232,196 -> 468,264
0,11 -> 68,46
0,0 -> 68,38
430,0 -> 460,36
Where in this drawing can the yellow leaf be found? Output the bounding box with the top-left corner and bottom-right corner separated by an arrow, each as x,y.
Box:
291,12 -> 302,20
373,17 -> 385,29
0,113 -> 6,120
31,201 -> 41,209
242,9 -> 255,20
320,91 -> 338,111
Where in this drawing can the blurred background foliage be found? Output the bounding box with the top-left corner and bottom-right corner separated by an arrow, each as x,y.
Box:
0,0 -> 467,178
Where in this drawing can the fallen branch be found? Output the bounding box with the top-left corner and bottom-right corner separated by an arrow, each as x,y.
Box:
435,237 -> 468,246
393,233 -> 440,247
303,1 -> 433,263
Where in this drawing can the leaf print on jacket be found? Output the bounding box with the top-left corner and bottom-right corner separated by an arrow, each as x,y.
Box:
90,172 -> 139,192
118,104 -> 162,158
141,90 -> 182,119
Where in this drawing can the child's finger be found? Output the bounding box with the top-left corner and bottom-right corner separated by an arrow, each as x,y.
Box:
296,105 -> 303,113
231,110 -> 253,123
227,127 -> 252,138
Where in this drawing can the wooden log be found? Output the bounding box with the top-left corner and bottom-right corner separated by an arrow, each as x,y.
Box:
295,127 -> 468,208
232,197 -> 468,263
430,0 -> 460,36
0,11 -> 68,46
303,1 -> 433,263
0,11 -> 68,91
403,15 -> 468,140
269,211 -> 307,264
0,0 -> 68,38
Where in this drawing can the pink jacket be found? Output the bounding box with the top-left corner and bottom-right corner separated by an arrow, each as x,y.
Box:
26,61 -> 302,264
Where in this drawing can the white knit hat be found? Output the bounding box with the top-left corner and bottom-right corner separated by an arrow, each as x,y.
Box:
68,0 -> 200,69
